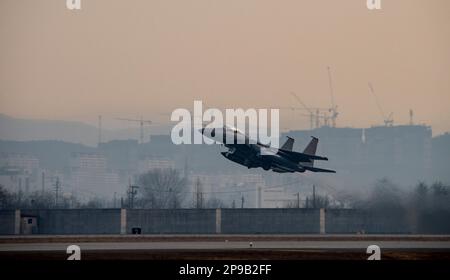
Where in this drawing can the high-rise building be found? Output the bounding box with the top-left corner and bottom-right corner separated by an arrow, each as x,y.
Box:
69,153 -> 121,199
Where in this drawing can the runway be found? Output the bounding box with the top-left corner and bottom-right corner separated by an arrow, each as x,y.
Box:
2,240 -> 450,251
1,235 -> 450,260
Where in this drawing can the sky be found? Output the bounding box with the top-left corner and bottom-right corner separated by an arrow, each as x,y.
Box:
0,0 -> 449,135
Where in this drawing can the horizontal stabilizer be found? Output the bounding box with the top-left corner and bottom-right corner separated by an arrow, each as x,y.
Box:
278,149 -> 328,162
302,165 -> 336,173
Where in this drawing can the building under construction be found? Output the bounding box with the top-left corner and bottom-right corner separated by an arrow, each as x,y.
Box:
284,124 -> 432,186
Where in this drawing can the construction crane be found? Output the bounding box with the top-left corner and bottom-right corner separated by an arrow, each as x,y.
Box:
327,66 -> 339,127
116,116 -> 153,144
368,82 -> 394,127
289,92 -> 328,129
279,106 -> 329,127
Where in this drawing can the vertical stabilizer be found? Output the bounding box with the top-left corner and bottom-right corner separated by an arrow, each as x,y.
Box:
303,136 -> 318,155
302,137 -> 319,167
281,136 -> 295,151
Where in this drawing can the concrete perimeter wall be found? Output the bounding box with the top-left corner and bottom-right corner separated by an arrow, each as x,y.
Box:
325,209 -> 411,234
222,209 -> 320,234
0,210 -> 16,235
325,209 -> 368,234
20,209 -> 121,234
0,208 -> 413,235
127,209 -> 216,234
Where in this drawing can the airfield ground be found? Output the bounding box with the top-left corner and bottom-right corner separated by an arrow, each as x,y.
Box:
1,235 -> 450,260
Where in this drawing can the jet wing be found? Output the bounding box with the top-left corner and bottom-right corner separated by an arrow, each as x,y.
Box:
278,149 -> 329,162
301,165 -> 336,173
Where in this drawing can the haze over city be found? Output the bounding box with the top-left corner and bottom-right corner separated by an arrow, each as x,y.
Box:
1,0 -> 449,135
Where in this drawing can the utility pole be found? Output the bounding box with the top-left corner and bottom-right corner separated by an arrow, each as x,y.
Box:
113,192 -> 117,208
241,195 -> 245,208
312,185 -> 316,209
200,192 -> 204,209
18,181 -> 22,205
127,184 -> 139,209
297,192 -> 300,208
195,178 -> 202,209
195,191 -> 203,209
127,182 -> 131,208
41,171 -> 45,195
54,177 -> 60,208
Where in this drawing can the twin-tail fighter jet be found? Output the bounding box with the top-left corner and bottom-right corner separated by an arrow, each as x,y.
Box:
201,126 -> 336,174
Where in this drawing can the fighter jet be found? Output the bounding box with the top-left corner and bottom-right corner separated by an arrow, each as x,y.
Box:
201,126 -> 336,174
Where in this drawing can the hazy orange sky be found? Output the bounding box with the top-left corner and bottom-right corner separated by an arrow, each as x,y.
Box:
1,0 -> 449,134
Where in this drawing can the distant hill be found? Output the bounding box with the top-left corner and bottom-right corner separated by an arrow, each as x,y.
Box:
0,140 -> 96,170
0,114 -> 171,146
0,114 -> 99,146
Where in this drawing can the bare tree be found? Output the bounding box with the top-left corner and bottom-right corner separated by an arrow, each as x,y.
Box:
26,190 -> 54,209
304,194 -> 330,209
365,178 -> 405,211
0,185 -> 11,209
0,186 -> 59,209
283,200 -> 299,208
137,168 -> 187,209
